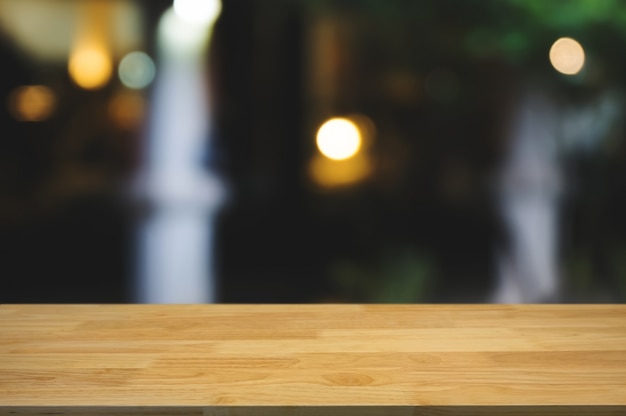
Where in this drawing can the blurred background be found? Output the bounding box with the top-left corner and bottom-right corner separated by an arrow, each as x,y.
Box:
2,0 -> 626,304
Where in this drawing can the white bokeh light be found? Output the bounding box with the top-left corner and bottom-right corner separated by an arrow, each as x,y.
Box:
173,0 -> 221,25
158,7 -> 212,56
316,118 -> 362,160
118,51 -> 156,89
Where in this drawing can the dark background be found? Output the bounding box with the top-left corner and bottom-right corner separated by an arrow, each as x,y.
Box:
2,0 -> 626,303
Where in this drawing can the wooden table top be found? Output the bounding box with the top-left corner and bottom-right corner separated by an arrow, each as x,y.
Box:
1,304 -> 625,416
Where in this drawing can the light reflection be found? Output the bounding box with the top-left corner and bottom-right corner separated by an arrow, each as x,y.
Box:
549,37 -> 585,75
316,117 -> 362,161
118,51 -> 156,90
8,85 -> 56,122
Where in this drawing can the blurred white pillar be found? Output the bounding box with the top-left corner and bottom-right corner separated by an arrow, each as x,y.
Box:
136,3 -> 222,303
494,91 -> 562,303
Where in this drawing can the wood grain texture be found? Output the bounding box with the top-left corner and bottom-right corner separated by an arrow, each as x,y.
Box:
1,304 -> 625,416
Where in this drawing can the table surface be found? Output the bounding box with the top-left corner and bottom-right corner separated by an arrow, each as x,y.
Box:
1,304 -> 625,415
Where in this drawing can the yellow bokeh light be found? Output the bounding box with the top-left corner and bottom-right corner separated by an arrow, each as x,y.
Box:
8,85 -> 56,122
68,44 -> 113,90
309,154 -> 372,188
549,37 -> 585,75
316,117 -> 362,160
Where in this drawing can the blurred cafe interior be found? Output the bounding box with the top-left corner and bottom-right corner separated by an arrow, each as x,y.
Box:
2,0 -> 626,304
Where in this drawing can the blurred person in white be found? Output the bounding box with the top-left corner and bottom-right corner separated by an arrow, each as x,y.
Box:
494,86 -> 620,303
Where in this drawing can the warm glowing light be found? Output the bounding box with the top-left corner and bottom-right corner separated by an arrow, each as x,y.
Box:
68,44 -> 113,90
8,85 -> 56,122
108,92 -> 146,129
309,154 -> 371,187
316,118 -> 362,160
173,0 -> 221,25
549,37 -> 585,75
118,51 -> 156,89
0,1 -> 143,62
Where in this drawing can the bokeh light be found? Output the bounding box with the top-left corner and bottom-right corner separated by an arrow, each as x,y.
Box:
309,154 -> 372,188
173,0 -> 222,25
68,43 -> 113,90
316,117 -> 362,160
108,91 -> 146,130
118,51 -> 156,90
549,37 -> 585,75
8,85 -> 56,122
158,7 -> 213,54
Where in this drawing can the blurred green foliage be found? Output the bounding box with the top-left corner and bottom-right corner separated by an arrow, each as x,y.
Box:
331,247 -> 435,302
509,0 -> 626,30
564,244 -> 626,302
304,0 -> 626,73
